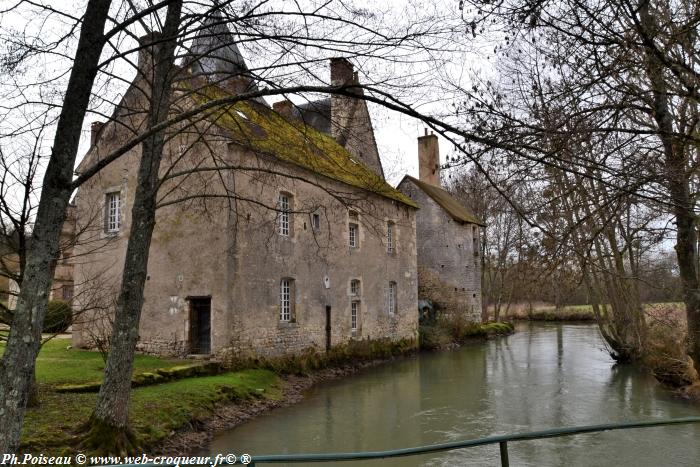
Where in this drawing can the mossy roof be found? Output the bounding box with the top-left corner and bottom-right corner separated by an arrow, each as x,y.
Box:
401,175 -> 485,225
189,84 -> 417,208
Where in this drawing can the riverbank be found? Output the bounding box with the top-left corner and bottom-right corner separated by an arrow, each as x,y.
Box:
207,323 -> 700,466
156,359 -> 403,455
497,302 -> 686,323
12,323 -> 513,456
158,321 -> 514,455
500,302 -> 700,397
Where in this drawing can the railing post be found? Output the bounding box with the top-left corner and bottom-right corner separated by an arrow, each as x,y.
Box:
499,441 -> 509,467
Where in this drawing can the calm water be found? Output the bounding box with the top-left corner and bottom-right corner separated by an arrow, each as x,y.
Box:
208,323 -> 700,466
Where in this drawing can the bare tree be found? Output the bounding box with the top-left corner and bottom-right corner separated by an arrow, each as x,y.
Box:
448,0 -> 700,366
0,0 -> 113,453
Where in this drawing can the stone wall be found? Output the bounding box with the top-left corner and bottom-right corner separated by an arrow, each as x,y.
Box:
72,77 -> 419,358
397,178 -> 482,322
220,143 -> 418,358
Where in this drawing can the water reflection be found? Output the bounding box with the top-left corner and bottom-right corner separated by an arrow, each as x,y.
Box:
208,323 -> 700,466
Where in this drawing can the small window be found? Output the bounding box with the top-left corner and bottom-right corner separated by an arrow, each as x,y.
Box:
105,191 -> 121,233
349,223 -> 358,248
62,285 -> 74,301
278,193 -> 290,236
350,279 -> 361,296
387,222 -> 394,254
312,213 -> 320,230
351,301 -> 359,331
388,281 -> 397,314
472,226 -> 479,256
279,278 -> 295,322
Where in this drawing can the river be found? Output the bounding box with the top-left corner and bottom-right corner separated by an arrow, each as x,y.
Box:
207,323 -> 700,466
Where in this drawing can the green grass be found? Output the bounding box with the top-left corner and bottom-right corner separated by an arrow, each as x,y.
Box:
1,337 -> 185,385
22,369 -> 281,453
0,338 -> 282,453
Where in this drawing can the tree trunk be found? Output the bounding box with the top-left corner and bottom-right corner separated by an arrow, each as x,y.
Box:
83,2 -> 183,453
0,0 -> 111,453
638,0 -> 700,370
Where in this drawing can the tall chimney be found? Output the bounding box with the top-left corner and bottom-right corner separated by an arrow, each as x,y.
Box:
136,32 -> 160,82
418,129 -> 440,186
273,100 -> 295,119
90,121 -> 104,146
330,57 -> 354,86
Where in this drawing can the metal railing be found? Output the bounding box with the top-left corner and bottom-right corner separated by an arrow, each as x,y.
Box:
245,417 -> 700,466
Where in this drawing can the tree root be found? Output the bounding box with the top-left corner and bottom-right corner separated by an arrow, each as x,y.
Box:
78,415 -> 140,456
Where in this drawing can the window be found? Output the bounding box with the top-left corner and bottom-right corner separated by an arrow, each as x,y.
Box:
349,223 -> 358,248
348,210 -> 359,248
278,193 -> 290,236
312,213 -> 320,230
388,281 -> 397,314
62,285 -> 74,301
279,278 -> 295,322
105,192 -> 121,233
351,301 -> 359,331
350,279 -> 361,296
472,226 -> 479,256
387,222 -> 394,254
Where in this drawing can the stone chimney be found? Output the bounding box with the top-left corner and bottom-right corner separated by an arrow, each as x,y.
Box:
224,75 -> 254,95
136,32 -> 160,82
418,128 -> 440,186
91,121 -> 104,146
330,57 -> 354,86
273,100 -> 295,119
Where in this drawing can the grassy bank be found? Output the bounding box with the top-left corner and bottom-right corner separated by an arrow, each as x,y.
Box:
9,326 -> 507,455
419,321 -> 514,350
501,304 -> 596,321
500,302 -> 686,323
0,339 -> 282,454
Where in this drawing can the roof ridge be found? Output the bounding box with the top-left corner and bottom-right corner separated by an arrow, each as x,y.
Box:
402,175 -> 484,225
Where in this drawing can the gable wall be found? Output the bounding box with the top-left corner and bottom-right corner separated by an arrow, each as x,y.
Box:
398,178 -> 482,322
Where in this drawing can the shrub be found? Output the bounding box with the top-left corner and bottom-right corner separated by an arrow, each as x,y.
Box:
43,300 -> 72,334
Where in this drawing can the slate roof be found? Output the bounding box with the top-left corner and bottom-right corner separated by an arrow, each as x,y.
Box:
400,175 -> 484,225
183,12 -> 267,105
189,84 -> 417,208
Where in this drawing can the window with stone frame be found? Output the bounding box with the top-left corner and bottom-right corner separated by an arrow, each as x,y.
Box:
62,284 -> 74,301
472,225 -> 479,256
387,221 -> 395,254
349,223 -> 358,248
348,210 -> 359,248
350,279 -> 361,296
278,193 -> 292,236
311,212 -> 321,230
104,191 -> 121,233
279,278 -> 296,322
351,300 -> 360,331
387,281 -> 397,314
